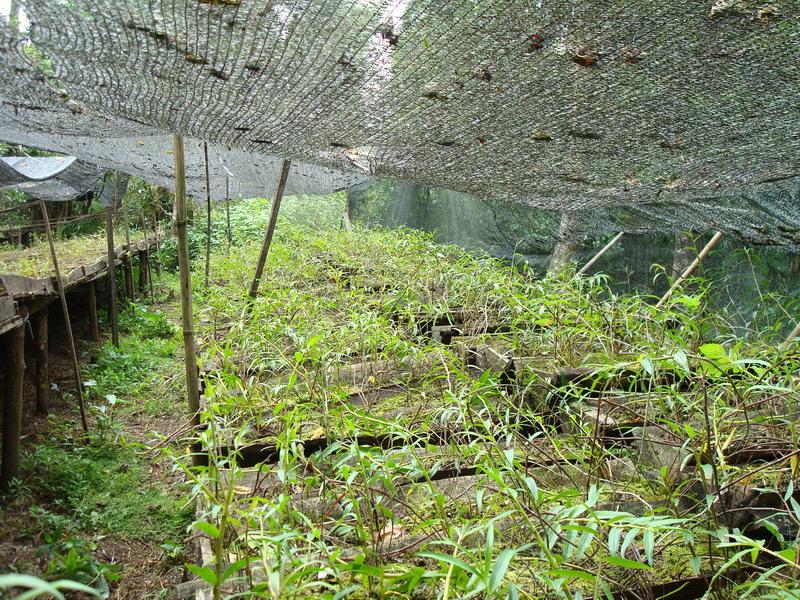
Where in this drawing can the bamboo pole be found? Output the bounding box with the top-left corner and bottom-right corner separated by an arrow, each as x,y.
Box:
174,134 -> 203,467
151,206 -> 162,276
88,280 -> 100,341
139,209 -> 155,299
577,232 -> 623,276
40,202 -> 89,431
203,141 -> 212,287
33,306 -> 49,415
105,205 -> 120,346
248,159 -> 291,299
1,324 -> 24,491
786,321 -> 800,344
225,176 -> 231,249
121,173 -> 134,301
342,190 -> 352,231
656,231 -> 723,308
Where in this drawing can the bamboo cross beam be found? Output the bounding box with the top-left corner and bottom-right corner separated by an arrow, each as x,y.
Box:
173,134 -> 203,467
40,201 -> 88,432
656,231 -> 723,308
577,231 -> 623,276
248,159 -> 291,300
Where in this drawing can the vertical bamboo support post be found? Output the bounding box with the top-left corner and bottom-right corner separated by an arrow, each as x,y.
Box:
174,135 -> 202,467
656,231 -> 723,308
105,204 -> 120,346
225,176 -> 231,249
248,159 -> 291,299
121,174 -> 134,301
88,280 -> 100,341
1,324 -> 24,491
40,202 -> 89,432
140,209 -> 155,299
33,307 -> 49,415
203,141 -> 212,287
577,232 -> 623,276
786,321 -> 800,344
151,206 -> 162,276
138,250 -> 148,295
342,190 -> 352,231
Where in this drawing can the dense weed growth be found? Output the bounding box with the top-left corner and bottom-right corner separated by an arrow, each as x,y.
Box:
179,198 -> 800,598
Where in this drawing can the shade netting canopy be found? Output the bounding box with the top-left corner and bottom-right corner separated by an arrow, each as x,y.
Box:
0,155 -> 110,203
0,1 -> 798,243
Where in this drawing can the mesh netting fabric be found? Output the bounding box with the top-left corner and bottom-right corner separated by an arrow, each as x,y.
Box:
0,1 -> 798,240
0,155 -> 107,202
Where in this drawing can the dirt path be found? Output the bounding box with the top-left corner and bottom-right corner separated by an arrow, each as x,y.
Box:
0,293 -> 192,599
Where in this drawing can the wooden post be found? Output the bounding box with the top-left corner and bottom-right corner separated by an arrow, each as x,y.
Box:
577,232 -> 623,276
174,134 -> 202,467
105,205 -> 120,346
656,231 -> 723,308
88,280 -> 100,341
1,325 -> 24,491
40,202 -> 88,431
203,141 -> 212,287
33,306 -> 49,415
225,176 -> 231,249
248,159 -> 291,299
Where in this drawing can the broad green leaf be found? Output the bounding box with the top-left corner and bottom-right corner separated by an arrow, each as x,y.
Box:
548,568 -> 596,582
604,556 -> 652,571
193,521 -> 221,539
608,527 -> 621,557
186,564 -> 217,586
221,558 -> 249,583
489,549 -> 516,592
673,349 -> 690,374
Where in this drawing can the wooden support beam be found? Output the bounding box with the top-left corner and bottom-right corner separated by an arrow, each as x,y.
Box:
88,280 -> 100,341
174,134 -> 203,467
1,324 -> 25,492
40,202 -> 88,431
656,231 -> 723,308
33,306 -> 49,415
105,205 -> 120,347
577,232 -> 623,276
248,159 -> 291,299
